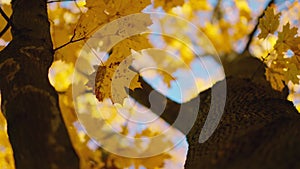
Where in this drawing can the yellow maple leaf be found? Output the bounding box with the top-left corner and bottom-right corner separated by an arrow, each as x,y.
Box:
235,0 -> 251,21
258,7 -> 281,39
202,22 -> 232,54
94,35 -> 151,104
107,127 -> 172,169
274,22 -> 300,58
0,4 -> 12,43
95,56 -> 141,104
266,56 -> 300,91
49,4 -> 83,63
153,0 -> 184,11
110,56 -> 142,104
49,61 -> 74,92
76,0 -> 151,39
189,0 -> 211,11
266,65 -> 285,91
284,63 -> 300,84
0,105 -> 15,169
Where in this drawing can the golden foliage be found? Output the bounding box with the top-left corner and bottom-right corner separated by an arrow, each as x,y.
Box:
94,35 -> 151,104
274,23 -> 300,58
255,5 -> 300,91
106,128 -> 172,169
258,7 -> 281,39
258,22 -> 300,91
0,4 -> 12,51
153,0 -> 184,11
48,3 -> 84,63
75,0 -> 151,39
0,96 -> 15,169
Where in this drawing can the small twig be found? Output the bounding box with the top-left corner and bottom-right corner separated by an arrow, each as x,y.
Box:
53,24 -> 86,51
242,0 -> 275,55
53,37 -> 86,51
47,0 -> 76,3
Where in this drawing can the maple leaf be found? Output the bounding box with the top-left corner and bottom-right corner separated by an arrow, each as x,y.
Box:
266,57 -> 300,91
258,7 -> 281,39
266,65 -> 285,91
0,4 -> 12,42
284,63 -> 300,84
153,0 -> 184,11
110,56 -> 142,104
49,4 -> 82,63
235,0 -> 251,21
94,35 -> 151,104
75,0 -> 151,39
0,107 -> 14,169
79,0 -> 152,105
189,0 -> 212,11
94,51 -> 142,104
274,22 -> 300,58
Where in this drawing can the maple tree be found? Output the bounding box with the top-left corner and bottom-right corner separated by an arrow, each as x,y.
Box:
0,0 -> 300,169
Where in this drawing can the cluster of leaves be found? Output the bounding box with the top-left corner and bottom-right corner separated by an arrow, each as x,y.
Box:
0,103 -> 14,169
0,4 -> 12,50
0,3 -> 14,169
49,0 -> 178,168
257,7 -> 300,91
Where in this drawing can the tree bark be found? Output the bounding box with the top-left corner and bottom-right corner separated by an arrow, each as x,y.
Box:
0,0 -> 79,168
131,56 -> 300,169
0,0 -> 299,168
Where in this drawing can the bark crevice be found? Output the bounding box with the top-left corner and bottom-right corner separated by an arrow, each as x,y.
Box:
0,0 -> 79,168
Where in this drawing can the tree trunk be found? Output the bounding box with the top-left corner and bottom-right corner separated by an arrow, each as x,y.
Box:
0,0 -> 79,168
0,0 -> 299,168
131,56 -> 300,169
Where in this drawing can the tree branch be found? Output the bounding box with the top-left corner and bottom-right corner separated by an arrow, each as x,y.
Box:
53,37 -> 85,51
0,7 -> 12,38
0,22 -> 10,38
130,77 -> 181,125
242,0 -> 275,55
47,0 -> 76,3
0,7 -> 10,23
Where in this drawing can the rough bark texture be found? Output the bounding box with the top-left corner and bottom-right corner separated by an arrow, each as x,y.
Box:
0,0 -> 79,168
0,0 -> 299,168
132,57 -> 300,169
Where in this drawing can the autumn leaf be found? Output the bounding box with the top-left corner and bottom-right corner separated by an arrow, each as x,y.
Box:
108,128 -> 171,169
284,63 -> 300,84
274,22 -> 300,58
0,4 -> 12,43
266,65 -> 285,91
94,35 -> 151,104
110,55 -> 142,104
0,105 -> 14,169
48,4 -> 82,63
258,7 -> 281,39
266,57 -> 300,91
235,0 -> 251,21
153,0 -> 184,11
94,55 -> 141,104
202,21 -> 232,54
75,0 -> 151,39
188,0 -> 212,11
